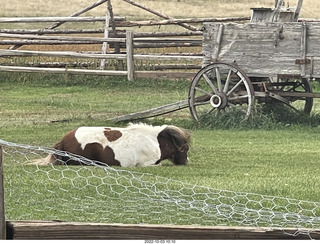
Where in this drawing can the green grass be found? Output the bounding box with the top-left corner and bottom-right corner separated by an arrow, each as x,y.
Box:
2,0 -> 320,229
0,72 -> 189,143
2,72 -> 320,226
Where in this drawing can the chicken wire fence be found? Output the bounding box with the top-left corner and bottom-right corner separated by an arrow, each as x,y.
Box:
1,138 -> 320,238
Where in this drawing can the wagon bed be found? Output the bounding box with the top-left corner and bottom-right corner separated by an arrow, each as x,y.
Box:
187,21 -> 320,122
203,22 -> 320,79
111,22 -> 320,123
111,12 -> 320,123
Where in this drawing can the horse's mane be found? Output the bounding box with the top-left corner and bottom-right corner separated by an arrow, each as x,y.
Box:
127,122 -> 155,129
163,125 -> 191,151
126,122 -> 166,132
127,123 -> 191,151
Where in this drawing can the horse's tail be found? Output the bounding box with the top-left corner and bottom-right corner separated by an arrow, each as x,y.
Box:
30,154 -> 55,165
29,141 -> 63,165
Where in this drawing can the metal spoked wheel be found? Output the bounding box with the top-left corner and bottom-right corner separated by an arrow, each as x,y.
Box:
188,62 -> 255,122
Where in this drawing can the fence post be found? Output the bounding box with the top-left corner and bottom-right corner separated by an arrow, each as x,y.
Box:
99,0 -> 110,70
0,145 -> 6,240
126,30 -> 134,81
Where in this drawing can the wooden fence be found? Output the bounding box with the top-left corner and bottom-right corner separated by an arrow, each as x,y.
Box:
5,221 -> 320,240
1,0 -> 316,81
0,30 -> 136,80
0,0 -> 251,80
0,146 -> 5,240
0,17 -> 205,80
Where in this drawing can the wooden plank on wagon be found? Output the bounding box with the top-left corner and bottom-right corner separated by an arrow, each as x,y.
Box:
135,71 -> 196,79
202,22 -> 320,78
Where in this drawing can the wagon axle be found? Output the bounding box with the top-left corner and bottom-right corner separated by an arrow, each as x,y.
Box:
210,93 -> 227,109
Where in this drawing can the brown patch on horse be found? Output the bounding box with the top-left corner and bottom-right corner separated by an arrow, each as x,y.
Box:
157,126 -> 191,165
104,128 -> 122,142
55,135 -> 121,166
83,143 -> 120,166
52,129 -> 83,165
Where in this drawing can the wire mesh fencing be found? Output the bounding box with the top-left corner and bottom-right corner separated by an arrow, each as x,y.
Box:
1,138 -> 320,238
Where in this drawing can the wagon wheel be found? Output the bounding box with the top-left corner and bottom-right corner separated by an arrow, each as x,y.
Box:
268,76 -> 313,114
188,62 -> 255,122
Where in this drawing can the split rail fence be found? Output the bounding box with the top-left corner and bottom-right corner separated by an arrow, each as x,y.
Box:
0,0 -> 252,81
0,15 -> 207,81
0,30 -> 135,80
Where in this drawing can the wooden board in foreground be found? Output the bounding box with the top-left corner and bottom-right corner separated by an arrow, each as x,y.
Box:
6,221 -> 320,240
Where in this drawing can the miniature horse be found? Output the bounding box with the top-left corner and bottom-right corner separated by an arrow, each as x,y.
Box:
33,123 -> 191,167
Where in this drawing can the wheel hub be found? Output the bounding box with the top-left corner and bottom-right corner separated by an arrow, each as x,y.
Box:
210,93 -> 227,109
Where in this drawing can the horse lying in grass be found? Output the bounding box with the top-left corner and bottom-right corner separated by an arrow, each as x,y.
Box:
33,123 -> 191,167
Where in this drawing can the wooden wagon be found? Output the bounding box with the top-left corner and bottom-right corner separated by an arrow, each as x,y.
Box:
112,0 -> 320,123
188,0 -> 320,122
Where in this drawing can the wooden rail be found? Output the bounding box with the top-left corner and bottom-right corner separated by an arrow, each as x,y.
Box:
109,99 -> 189,122
0,16 -> 124,23
5,221 -> 320,240
0,6 -> 205,79
0,146 -> 5,240
0,29 -> 202,80
0,31 -> 134,80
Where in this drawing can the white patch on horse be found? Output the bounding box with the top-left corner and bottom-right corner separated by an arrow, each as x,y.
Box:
74,124 -> 166,167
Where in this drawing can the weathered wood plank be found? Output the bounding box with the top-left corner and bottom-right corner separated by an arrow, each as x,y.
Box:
133,42 -> 201,48
99,0 -> 111,70
0,40 -> 116,45
203,22 -> 320,78
0,146 -> 5,240
0,29 -> 203,37
126,31 -> 134,81
121,0 -> 198,31
0,33 -> 201,44
135,71 -> 196,79
0,66 -> 127,76
0,66 -> 195,80
0,49 -> 127,60
0,16 -> 124,23
109,99 -> 189,122
0,49 -> 202,62
115,17 -> 250,28
0,29 -> 104,34
0,33 -> 125,43
133,54 -> 202,61
6,221 -> 320,240
7,0 -> 111,50
294,0 -> 304,21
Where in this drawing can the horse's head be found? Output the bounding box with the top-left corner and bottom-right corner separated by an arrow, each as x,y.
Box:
157,125 -> 191,165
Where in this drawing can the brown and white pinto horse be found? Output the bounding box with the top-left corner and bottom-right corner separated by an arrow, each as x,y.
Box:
33,123 -> 191,167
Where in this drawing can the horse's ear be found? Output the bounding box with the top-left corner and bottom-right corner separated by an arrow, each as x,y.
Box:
162,126 -> 191,151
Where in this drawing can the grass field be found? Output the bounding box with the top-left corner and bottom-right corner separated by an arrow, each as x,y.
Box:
2,73 -> 320,226
2,0 -> 320,227
1,0 -> 319,19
